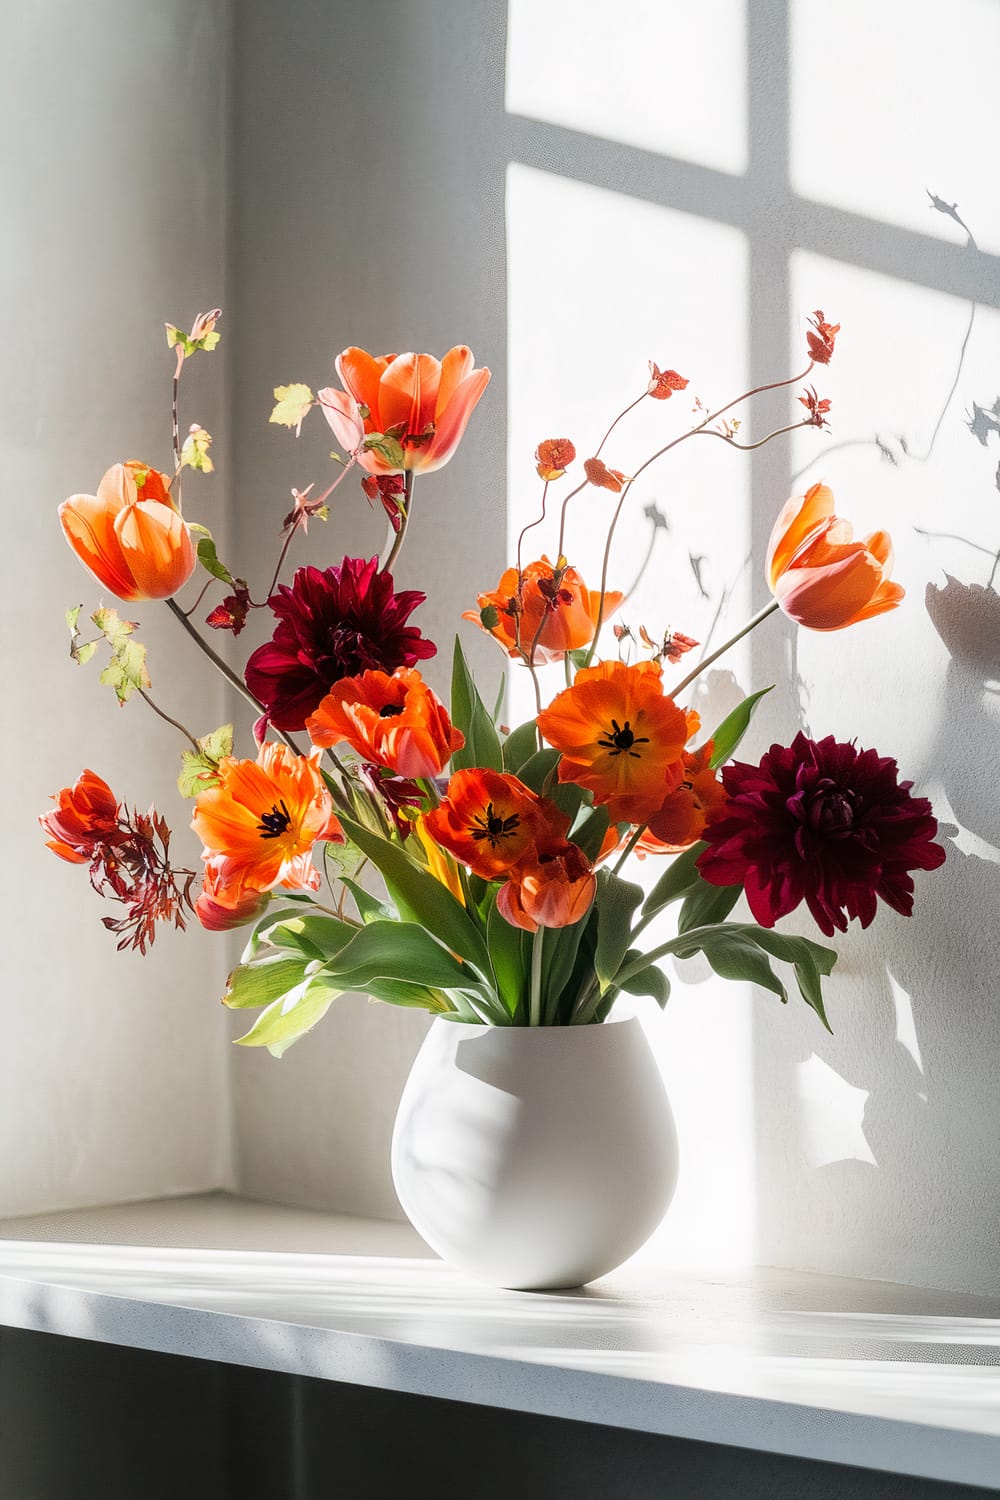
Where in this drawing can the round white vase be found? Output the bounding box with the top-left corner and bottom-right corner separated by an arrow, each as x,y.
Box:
390,1014 -> 678,1290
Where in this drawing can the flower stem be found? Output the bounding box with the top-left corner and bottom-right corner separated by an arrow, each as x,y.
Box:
164,597 -> 302,755
381,470 -> 413,574
529,927 -> 545,1027
137,687 -> 201,752
612,822 -> 647,875
582,362 -> 814,668
595,391 -> 647,458
670,599 -> 779,698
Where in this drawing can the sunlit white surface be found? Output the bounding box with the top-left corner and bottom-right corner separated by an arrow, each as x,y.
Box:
506,0 -> 747,174
796,1054 -> 877,1171
506,163 -> 757,1271
790,0 -> 1000,254
1,1196 -> 999,1488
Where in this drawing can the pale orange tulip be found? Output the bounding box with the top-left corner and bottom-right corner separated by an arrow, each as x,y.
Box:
60,461 -> 196,602
318,345 -> 490,475
766,483 -> 904,631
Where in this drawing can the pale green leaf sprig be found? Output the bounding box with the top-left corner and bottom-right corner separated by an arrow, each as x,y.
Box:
68,604 -> 150,706
177,723 -> 233,798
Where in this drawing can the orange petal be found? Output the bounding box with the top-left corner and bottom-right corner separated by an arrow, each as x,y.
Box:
846,577 -> 906,623
435,346 -> 476,416
774,550 -> 882,630
378,352 -> 442,437
415,366 -> 491,473
59,492 -> 142,600
765,482 -> 835,588
115,502 -> 196,599
335,347 -> 393,423
863,529 -> 894,568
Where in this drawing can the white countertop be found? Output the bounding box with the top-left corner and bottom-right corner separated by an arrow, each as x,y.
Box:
0,1194 -> 998,1489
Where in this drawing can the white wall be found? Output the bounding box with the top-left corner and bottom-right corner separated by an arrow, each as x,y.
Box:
10,0 -> 999,1296
2,0 -> 235,1214
226,0 -> 1000,1295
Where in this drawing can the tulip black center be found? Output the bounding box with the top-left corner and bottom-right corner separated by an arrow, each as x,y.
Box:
470,802 -> 521,847
597,718 -> 650,759
379,703 -> 405,718
258,800 -> 292,839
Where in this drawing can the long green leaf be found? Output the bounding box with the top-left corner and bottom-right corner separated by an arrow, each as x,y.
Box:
693,930 -> 788,1002
641,842 -> 705,917
678,878 -> 742,934
594,869 -> 644,992
321,920 -> 474,993
707,686 -> 773,769
223,955 -> 311,1010
617,953 -> 670,1008
486,895 -> 529,1019
450,636 -> 503,772
502,719 -> 540,772
255,911 -> 357,961
365,977 -> 453,1011
340,879 -> 398,925
234,974 -> 342,1057
515,747 -> 560,794
340,815 -> 492,976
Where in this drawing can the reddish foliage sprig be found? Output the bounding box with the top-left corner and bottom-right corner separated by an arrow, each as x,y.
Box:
89,806 -> 196,954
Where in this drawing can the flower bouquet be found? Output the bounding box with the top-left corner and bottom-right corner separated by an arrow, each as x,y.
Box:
43,310 -> 945,1286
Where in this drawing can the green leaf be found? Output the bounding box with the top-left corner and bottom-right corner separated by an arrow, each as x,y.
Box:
223,954 -> 311,1010
486,894 -> 529,1019
177,722 -> 234,797
539,912 -> 593,1021
566,648 -> 589,673
690,930 -> 788,1002
322,921 -> 473,993
502,719 -> 541,773
66,604 -> 98,666
617,954 -> 670,1008
196,536 -> 235,586
98,636 -> 149,705
595,869 -> 644,992
234,973 -> 342,1057
364,978 -> 452,1011
514,747 -> 559,794
165,322 -> 221,357
568,804 -> 611,863
180,426 -> 214,472
362,431 -> 406,468
339,815 -> 492,977
678,877 -> 742,934
450,637 -> 503,773
241,905 -> 314,964
707,686 -> 773,770
747,928 -> 835,1031
669,921 -> 836,1031
257,911 -> 357,962
641,841 -> 705,917
340,879 -> 397,925
269,383 -> 315,433
491,675 -> 506,725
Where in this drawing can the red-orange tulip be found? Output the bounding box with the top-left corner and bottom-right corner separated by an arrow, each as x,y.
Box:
637,743 -> 727,855
466,558 -> 623,666
497,840 -> 597,932
318,345 -> 490,476
195,857 -> 271,932
537,659 -> 696,825
60,461 -> 196,602
306,667 -> 464,779
40,769 -> 123,863
766,483 -> 904,631
424,768 -> 567,881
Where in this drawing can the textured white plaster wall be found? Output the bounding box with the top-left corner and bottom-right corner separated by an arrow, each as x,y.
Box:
2,0 -> 235,1214
227,0 -> 1000,1294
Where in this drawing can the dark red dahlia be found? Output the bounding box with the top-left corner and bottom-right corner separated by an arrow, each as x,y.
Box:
697,732 -> 945,937
245,557 -> 435,732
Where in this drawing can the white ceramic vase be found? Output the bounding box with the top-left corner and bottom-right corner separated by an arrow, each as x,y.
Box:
390,1014 -> 678,1290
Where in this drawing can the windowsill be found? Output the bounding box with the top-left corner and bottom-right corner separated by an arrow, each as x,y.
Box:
0,1193 -> 997,1490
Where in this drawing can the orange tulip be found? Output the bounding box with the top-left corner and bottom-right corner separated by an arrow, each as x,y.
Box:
192,742 -> 343,896
465,558 -> 623,666
497,840 -> 597,932
60,461 -> 196,602
423,768 -> 568,881
637,743 -> 727,854
318,345 -> 490,476
195,857 -> 271,932
40,768 -> 123,863
766,483 -> 904,631
306,667 -> 464,779
537,659 -> 696,824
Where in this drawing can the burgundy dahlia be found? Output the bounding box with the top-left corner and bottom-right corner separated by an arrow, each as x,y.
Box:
245,557 -> 435,732
697,733 -> 945,937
